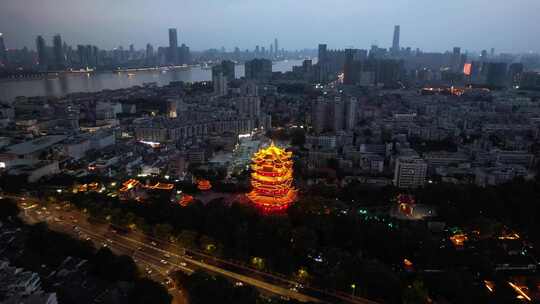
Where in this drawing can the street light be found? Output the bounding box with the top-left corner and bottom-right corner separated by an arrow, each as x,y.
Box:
351,284 -> 356,297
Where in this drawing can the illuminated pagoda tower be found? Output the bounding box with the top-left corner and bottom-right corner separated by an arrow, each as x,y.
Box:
247,142 -> 297,212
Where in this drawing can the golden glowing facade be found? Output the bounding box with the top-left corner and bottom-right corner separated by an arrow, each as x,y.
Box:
197,179 -> 212,191
247,143 -> 297,212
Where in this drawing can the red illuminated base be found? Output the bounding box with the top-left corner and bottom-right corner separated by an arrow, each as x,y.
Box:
246,190 -> 297,214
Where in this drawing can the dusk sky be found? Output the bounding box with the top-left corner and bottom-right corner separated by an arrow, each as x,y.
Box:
1,0 -> 539,53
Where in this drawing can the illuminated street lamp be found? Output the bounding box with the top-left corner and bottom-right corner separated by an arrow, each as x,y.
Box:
351,283 -> 356,297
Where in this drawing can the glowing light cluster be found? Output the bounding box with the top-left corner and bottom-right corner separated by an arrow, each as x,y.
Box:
246,143 -> 297,213
178,194 -> 194,206
397,194 -> 415,216
197,179 -> 212,191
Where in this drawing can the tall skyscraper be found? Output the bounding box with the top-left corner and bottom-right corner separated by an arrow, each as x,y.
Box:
0,33 -> 7,65
274,38 -> 279,57
344,97 -> 357,130
53,34 -> 64,70
318,44 -> 327,63
179,43 -> 190,65
212,66 -> 228,96
36,35 -> 48,70
146,43 -> 154,58
146,43 -> 154,65
317,44 -> 329,82
168,28 -> 178,64
392,25 -> 400,55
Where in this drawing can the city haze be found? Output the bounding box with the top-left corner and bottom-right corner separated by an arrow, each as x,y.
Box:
1,0 -> 540,52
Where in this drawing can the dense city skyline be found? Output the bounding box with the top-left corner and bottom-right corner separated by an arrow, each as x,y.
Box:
2,0 -> 540,53
2,2 -> 540,304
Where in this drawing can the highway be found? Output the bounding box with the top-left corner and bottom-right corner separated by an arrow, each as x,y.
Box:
13,196 -> 379,304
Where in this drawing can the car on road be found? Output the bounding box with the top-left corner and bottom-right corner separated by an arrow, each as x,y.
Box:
150,241 -> 158,246
164,253 -> 171,258
160,259 -> 168,265
179,262 -> 187,267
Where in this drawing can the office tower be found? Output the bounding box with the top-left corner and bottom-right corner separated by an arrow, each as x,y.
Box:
318,44 -> 328,64
0,33 -> 7,65
245,58 -> 272,81
490,48 -> 495,57
451,47 -> 462,72
317,44 -> 328,82
486,62 -> 508,87
168,28 -> 178,64
146,43 -> 154,59
212,65 -> 228,96
77,45 -> 86,66
344,97 -> 357,130
274,38 -> 278,57
392,25 -> 400,55
270,45 -> 274,57
179,43 -> 190,65
129,44 -> 135,60
36,35 -> 48,70
394,157 -> 427,188
52,34 -> 64,70
92,46 -> 99,67
255,45 -> 260,55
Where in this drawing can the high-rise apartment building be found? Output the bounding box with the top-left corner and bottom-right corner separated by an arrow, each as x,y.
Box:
311,96 -> 357,133
212,65 -> 228,96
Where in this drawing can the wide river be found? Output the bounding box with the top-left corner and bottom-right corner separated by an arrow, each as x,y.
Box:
0,59 -> 307,102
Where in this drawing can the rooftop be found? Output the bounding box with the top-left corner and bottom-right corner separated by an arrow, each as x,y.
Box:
4,135 -> 67,155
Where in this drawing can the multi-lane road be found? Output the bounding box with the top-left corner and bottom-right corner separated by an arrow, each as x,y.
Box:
13,196 -> 378,304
